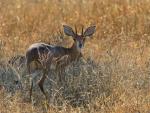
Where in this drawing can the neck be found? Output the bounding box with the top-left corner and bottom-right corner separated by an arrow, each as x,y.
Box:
66,42 -> 82,61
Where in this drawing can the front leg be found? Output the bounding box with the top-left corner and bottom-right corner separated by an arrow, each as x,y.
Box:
55,55 -> 71,85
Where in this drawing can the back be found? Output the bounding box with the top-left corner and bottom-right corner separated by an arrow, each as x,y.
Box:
26,43 -> 68,68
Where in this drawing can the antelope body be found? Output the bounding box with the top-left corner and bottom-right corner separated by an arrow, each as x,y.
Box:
26,25 -> 96,100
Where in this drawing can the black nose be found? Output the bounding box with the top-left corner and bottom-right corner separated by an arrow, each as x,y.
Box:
14,80 -> 19,84
79,44 -> 82,48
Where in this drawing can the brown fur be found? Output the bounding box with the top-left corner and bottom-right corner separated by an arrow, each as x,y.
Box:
26,42 -> 82,100
26,25 -> 96,100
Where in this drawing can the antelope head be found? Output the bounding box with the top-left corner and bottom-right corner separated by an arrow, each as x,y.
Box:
63,25 -> 96,52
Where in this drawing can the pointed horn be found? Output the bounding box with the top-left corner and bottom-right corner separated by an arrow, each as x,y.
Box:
58,28 -> 63,39
75,25 -> 77,35
81,25 -> 84,36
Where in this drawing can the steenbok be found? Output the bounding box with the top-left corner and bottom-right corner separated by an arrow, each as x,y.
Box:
26,25 -> 96,99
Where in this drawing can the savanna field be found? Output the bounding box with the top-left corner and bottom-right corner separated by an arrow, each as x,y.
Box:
0,0 -> 150,113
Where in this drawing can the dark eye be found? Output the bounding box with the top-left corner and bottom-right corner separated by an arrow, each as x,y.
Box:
73,38 -> 76,41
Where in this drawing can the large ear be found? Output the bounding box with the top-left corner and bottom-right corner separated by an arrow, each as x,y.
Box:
83,26 -> 96,37
63,25 -> 75,37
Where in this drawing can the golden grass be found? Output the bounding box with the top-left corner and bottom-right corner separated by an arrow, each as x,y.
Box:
1,0 -> 150,112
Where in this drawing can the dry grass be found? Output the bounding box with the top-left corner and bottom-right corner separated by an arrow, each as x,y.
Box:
1,0 -> 150,112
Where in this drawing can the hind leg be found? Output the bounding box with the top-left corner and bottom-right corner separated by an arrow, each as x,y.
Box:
38,70 -> 47,99
34,61 -> 41,70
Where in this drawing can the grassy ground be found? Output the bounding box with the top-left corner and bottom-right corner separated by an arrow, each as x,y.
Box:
0,0 -> 150,112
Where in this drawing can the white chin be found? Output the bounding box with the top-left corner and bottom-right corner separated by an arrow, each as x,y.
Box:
77,48 -> 83,52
